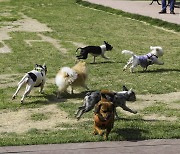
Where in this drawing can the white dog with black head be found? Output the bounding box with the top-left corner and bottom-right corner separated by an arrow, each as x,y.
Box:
12,64 -> 47,103
122,46 -> 164,72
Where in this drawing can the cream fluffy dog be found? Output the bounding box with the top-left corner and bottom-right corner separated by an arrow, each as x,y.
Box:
55,61 -> 88,98
122,46 -> 164,72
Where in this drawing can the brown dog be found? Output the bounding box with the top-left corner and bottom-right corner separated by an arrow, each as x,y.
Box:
93,97 -> 115,140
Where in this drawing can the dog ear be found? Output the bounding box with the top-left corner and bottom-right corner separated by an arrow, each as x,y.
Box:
42,63 -> 47,73
94,103 -> 101,114
128,88 -> 133,94
104,41 -> 107,44
122,85 -> 128,91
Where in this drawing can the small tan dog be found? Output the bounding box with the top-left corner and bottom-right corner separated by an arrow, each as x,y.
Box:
93,97 -> 115,140
55,61 -> 88,98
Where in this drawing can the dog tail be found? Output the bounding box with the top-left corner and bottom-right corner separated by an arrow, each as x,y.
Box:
76,47 -> 81,55
122,50 -> 134,56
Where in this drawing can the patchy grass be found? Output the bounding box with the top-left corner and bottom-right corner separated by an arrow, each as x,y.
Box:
0,0 -> 179,146
30,113 -> 50,121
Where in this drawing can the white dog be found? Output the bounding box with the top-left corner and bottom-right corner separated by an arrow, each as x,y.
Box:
122,46 -> 164,72
12,64 -> 47,103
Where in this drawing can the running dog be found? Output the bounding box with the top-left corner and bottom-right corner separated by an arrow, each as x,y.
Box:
12,64 -> 47,103
113,87 -> 137,119
76,41 -> 113,63
55,61 -> 88,98
93,97 -> 115,140
122,46 -> 164,72
75,86 -> 137,120
75,91 -> 101,120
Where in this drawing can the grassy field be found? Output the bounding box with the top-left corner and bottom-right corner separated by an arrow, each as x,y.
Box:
0,0 -> 179,146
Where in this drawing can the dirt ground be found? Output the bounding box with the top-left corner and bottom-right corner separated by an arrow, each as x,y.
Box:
0,11 -> 179,134
0,86 -> 179,133
0,73 -> 180,134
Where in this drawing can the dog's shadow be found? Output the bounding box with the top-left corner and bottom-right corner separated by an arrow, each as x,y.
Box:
138,68 -> 180,73
113,128 -> 148,140
26,90 -> 94,105
25,92 -> 67,105
112,117 -> 162,140
89,60 -> 117,65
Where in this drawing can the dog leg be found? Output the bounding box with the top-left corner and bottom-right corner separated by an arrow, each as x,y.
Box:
129,56 -> 139,73
12,79 -> 27,100
21,79 -> 35,103
120,104 -> 137,114
21,83 -> 34,103
123,58 -> 133,71
114,108 -> 120,119
76,109 -> 85,120
75,106 -> 85,120
130,66 -> 135,73
70,86 -> 74,94
93,125 -> 98,135
101,54 -> 109,60
74,106 -> 82,116
130,61 -> 138,73
93,56 -> 96,63
39,81 -> 45,94
56,91 -> 62,99
93,125 -> 103,136
105,128 -> 112,140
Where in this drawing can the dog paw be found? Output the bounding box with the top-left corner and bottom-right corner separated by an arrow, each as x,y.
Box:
104,135 -> 108,140
76,117 -> 81,121
12,95 -> 16,100
133,111 -> 138,114
93,131 -> 98,135
40,91 -> 44,94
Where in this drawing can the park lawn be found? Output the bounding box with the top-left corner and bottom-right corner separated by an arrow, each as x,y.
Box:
0,0 -> 179,146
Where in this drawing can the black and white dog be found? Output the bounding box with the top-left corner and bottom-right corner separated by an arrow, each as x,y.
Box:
75,86 -> 137,120
122,46 -> 164,72
76,41 -> 113,63
12,64 -> 47,103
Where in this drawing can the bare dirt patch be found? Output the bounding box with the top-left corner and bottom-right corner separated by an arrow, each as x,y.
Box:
143,114 -> 178,121
0,13 -> 68,53
0,73 -> 22,89
116,92 -> 180,121
0,104 -> 88,134
0,91 -> 179,134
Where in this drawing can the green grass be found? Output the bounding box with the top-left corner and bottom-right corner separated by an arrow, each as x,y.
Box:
0,0 -> 179,146
76,0 -> 180,32
30,113 -> 50,121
